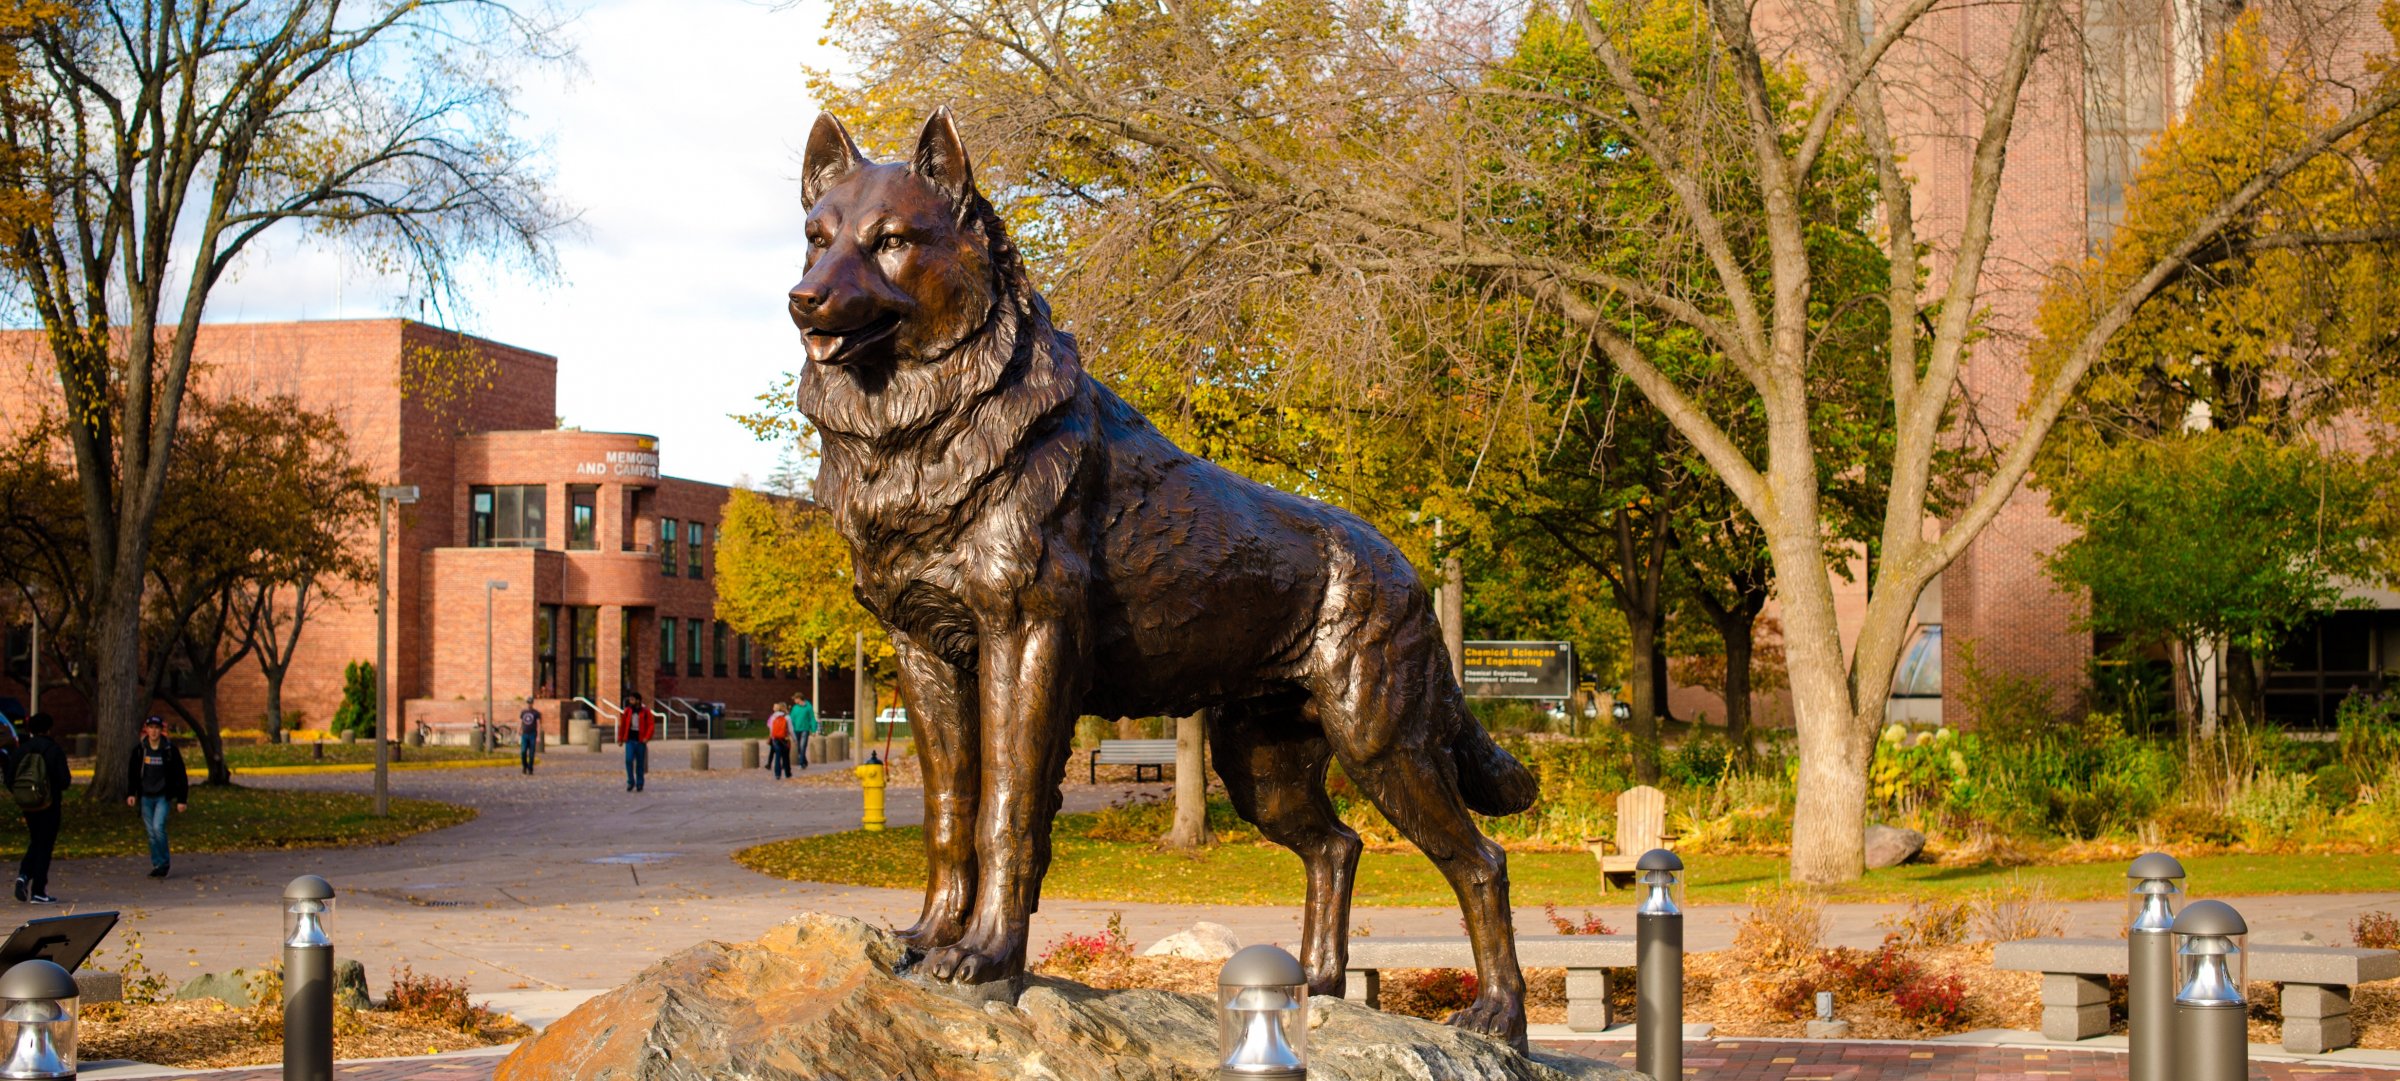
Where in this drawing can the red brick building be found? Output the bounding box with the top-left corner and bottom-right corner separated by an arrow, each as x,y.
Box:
0,319 -> 852,739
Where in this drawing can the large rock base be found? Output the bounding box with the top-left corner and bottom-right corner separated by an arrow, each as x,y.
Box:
496,914 -> 1639,1080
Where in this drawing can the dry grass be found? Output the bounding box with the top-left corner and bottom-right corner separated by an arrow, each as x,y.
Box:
78,999 -> 529,1069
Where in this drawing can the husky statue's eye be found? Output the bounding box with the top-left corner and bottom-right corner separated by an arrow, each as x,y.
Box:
806,230 -> 827,250
876,233 -> 908,253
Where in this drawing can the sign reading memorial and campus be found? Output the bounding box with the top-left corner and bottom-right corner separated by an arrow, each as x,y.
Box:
1460,640 -> 1575,699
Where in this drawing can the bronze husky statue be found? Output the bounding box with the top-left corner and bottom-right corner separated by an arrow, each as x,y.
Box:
786,108 -> 1542,1046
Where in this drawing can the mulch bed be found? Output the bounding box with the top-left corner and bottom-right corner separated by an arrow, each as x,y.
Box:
79,999 -> 529,1069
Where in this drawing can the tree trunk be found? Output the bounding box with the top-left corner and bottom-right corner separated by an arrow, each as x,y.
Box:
1720,617 -> 1754,761
262,665 -> 287,743
1166,710 -> 1210,849
192,683 -> 232,785
2224,645 -> 2263,728
85,581 -> 147,803
1624,608 -> 1663,784
1438,554 -> 1465,686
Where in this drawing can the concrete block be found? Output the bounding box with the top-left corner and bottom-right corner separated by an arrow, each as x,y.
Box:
2280,982 -> 2351,1019
2042,972 -> 2110,1007
1343,968 -> 1378,1007
690,743 -> 710,771
73,971 -> 122,1004
1344,935 -> 1634,970
1992,938 -> 2128,976
2252,945 -> 2400,985
1805,1019 -> 1852,1039
1566,994 -> 1611,1032
2283,1015 -> 2355,1055
2040,1003 -> 2109,1041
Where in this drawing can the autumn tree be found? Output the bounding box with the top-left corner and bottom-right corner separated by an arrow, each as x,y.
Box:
0,0 -> 570,800
805,0 -> 2400,881
713,485 -> 895,696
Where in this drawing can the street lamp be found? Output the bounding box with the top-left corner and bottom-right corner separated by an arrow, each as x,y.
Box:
483,580 -> 510,754
282,875 -> 335,1081
1634,848 -> 1684,1081
2126,852 -> 2186,1081
373,485 -> 419,818
1610,700 -> 1632,725
2172,899 -> 2248,1081
1216,945 -> 1307,1080
0,959 -> 76,1081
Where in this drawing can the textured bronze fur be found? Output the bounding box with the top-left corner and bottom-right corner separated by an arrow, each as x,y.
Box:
786,109 -> 1542,1047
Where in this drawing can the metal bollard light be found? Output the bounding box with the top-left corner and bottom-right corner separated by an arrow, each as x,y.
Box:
1216,945 -> 1307,1080
282,875 -> 336,1081
0,959 -> 78,1080
2126,852 -> 2186,1081
2172,899 -> 2248,1081
1634,848 -> 1684,1081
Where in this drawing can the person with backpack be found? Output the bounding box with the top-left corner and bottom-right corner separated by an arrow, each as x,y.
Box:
617,693 -> 656,792
11,713 -> 69,904
124,716 -> 189,878
765,703 -> 792,779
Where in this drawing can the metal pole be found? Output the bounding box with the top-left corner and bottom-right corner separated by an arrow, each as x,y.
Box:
2127,852 -> 2184,1081
283,878 -> 336,1081
2174,994 -> 2245,1081
1634,849 -> 1683,1081
482,585 -> 494,755
27,608 -> 37,716
853,632 -> 866,734
2172,900 -> 2248,1081
373,498 -> 390,818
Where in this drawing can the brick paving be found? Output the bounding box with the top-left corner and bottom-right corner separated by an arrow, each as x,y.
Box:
109,1040 -> 2400,1079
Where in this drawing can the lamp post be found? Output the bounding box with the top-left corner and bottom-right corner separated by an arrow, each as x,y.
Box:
1634,848 -> 1684,1081
0,959 -> 77,1080
373,485 -> 419,818
2127,852 -> 2186,1081
482,580 -> 509,754
1611,699 -> 1632,726
1216,945 -> 1307,1080
282,875 -> 335,1081
2172,899 -> 2248,1081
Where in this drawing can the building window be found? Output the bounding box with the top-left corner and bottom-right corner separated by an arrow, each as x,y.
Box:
470,485 -> 547,548
738,634 -> 753,678
713,620 -> 729,677
620,609 -> 635,696
535,605 -> 560,698
687,520 -> 707,578
659,617 -> 678,674
569,606 -> 599,702
621,487 -> 646,553
660,517 -> 679,576
685,618 -> 703,678
568,485 -> 599,550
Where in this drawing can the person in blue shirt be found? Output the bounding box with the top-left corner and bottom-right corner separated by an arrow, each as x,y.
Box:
124,716 -> 189,878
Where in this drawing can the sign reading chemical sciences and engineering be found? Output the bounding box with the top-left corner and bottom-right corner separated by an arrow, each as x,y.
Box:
1460,640 -> 1575,699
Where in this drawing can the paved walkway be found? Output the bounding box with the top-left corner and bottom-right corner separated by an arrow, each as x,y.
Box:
82,1039 -> 2400,1079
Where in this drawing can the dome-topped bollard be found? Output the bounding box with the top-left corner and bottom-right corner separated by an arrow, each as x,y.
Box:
2127,852 -> 2185,1081
283,875 -> 336,1081
0,958 -> 78,1080
1634,848 -> 1683,1081
2173,899 -> 2248,1081
1217,945 -> 1306,1080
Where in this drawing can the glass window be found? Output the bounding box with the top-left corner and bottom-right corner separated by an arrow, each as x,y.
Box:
713,620 -> 729,677
569,485 -> 599,550
570,606 -> 598,702
535,605 -> 560,698
688,520 -> 707,578
738,634 -> 753,678
685,618 -> 703,678
659,617 -> 678,674
470,485 -> 547,548
660,517 -> 679,576
620,609 -> 635,694
621,487 -> 645,553
1892,624 -> 1943,699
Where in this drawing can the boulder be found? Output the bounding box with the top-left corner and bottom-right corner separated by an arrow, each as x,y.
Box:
335,958 -> 373,1010
1140,921 -> 1242,962
496,913 -> 1637,1081
175,967 -> 253,1007
1864,825 -> 1927,869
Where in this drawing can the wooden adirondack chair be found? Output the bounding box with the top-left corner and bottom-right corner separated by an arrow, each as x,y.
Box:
1585,785 -> 1671,893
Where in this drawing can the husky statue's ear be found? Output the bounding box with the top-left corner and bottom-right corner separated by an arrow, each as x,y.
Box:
913,106 -> 979,220
802,113 -> 869,209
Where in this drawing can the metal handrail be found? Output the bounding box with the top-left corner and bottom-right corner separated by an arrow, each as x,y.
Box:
662,695 -> 712,740
572,695 -> 621,722
653,697 -> 698,740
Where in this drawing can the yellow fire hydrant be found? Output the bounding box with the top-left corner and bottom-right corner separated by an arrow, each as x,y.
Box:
854,753 -> 887,832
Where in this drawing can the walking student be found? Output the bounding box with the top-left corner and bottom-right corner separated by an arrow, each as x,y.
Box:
792,693 -> 818,770
517,698 -> 542,775
618,693 -> 656,792
10,713 -> 69,903
766,704 -> 792,779
125,716 -> 189,878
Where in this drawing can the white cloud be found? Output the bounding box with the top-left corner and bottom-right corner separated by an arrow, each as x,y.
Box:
204,0 -> 847,487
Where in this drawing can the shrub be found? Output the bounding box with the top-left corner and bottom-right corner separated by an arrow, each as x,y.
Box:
2149,803 -> 2242,845
1892,971 -> 1971,1026
1542,903 -> 1616,935
1381,968 -> 1480,1018
385,965 -> 499,1033
1080,793 -> 1255,844
2352,911 -> 2400,951
2229,771 -> 2320,843
1038,913 -> 1134,970
330,661 -> 376,738
1817,943 -> 1921,996
1878,899 -> 1972,949
1732,888 -> 1824,976
1971,878 -> 2064,944
2339,691 -> 2400,769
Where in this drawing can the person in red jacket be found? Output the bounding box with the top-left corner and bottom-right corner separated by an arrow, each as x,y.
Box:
617,693 -> 657,792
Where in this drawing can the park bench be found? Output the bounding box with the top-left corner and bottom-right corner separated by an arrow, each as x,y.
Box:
1343,935 -> 1634,1032
1088,738 -> 1178,783
1583,785 -> 1672,893
1993,936 -> 2400,1053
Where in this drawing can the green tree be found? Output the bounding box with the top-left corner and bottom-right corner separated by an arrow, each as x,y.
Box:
2046,432 -> 2388,731
0,1 -> 570,800
331,661 -> 376,739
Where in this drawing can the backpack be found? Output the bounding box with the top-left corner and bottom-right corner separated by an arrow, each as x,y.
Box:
9,747 -> 49,811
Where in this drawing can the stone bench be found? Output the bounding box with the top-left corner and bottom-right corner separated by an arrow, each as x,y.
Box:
1342,935 -> 1634,1032
1993,936 -> 2400,1053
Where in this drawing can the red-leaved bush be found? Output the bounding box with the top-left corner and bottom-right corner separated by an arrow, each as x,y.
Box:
1892,972 -> 1970,1026
1543,903 -> 1617,936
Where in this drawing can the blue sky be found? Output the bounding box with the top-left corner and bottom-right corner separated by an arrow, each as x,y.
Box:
205,0 -> 844,488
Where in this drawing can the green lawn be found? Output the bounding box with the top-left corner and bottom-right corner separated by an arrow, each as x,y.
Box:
736,815 -> 2400,907
0,784 -> 476,859
220,743 -> 516,769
